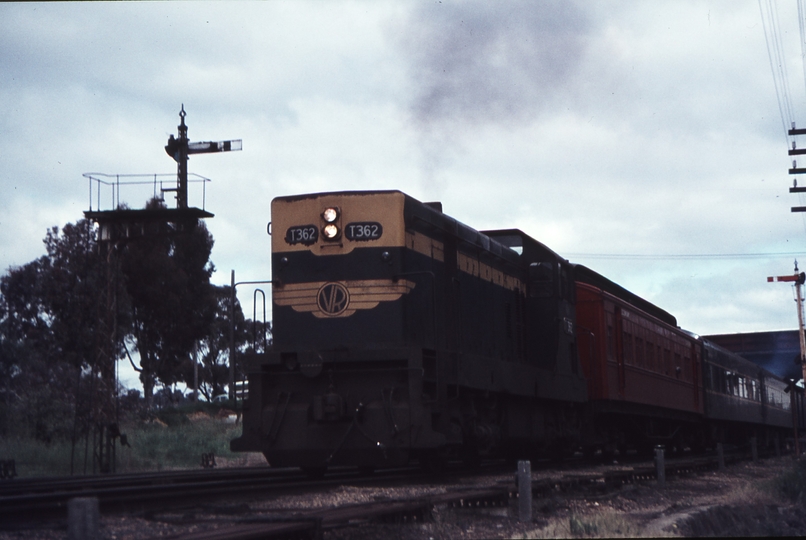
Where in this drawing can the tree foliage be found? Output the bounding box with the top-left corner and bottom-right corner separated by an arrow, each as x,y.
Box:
0,220 -> 106,439
0,203 -> 253,438
190,285 -> 247,401
119,199 -> 218,404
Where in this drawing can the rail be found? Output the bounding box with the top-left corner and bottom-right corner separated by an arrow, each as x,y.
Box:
0,446 -> 787,536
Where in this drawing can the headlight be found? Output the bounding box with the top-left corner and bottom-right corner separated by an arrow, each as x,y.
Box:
323,224 -> 340,239
322,207 -> 339,223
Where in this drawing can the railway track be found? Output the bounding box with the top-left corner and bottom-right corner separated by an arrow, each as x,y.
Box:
0,464 -> 427,526
157,450 -> 761,540
0,448 -> 773,537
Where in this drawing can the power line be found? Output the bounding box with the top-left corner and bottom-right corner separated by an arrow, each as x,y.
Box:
760,0 -> 796,143
564,252 -> 804,261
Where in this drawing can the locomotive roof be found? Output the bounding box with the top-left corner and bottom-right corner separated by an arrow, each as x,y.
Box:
572,263 -> 679,328
273,189 -> 403,202
482,228 -> 568,265
404,198 -> 527,265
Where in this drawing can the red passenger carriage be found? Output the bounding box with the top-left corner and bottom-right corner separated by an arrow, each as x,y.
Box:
575,266 -> 705,452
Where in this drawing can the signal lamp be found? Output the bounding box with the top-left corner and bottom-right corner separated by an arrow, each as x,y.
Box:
323,224 -> 340,240
322,207 -> 339,223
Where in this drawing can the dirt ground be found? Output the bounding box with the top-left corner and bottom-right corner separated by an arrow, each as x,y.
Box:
2,456 -> 805,539
323,457 -> 806,539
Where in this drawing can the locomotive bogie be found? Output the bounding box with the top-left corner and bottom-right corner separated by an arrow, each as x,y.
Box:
233,347 -> 429,468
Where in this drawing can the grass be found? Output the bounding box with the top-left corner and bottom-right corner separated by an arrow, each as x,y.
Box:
116,416 -> 244,472
1,436 -> 80,477
0,407 -> 250,477
517,511 -> 656,539
774,456 -> 806,503
515,458 -> 805,539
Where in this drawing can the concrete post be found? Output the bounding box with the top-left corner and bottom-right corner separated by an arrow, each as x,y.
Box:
717,443 -> 725,471
517,460 -> 532,522
654,447 -> 665,486
68,497 -> 99,540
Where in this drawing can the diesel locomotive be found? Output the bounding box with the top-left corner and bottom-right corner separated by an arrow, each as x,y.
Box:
230,190 -> 796,470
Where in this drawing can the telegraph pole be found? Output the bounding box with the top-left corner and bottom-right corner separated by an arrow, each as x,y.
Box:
788,123 -> 806,212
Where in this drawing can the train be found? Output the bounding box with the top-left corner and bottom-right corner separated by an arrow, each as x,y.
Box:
230,190 -> 796,471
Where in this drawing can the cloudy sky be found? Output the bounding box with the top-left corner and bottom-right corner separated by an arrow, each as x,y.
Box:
3,1 -> 806,387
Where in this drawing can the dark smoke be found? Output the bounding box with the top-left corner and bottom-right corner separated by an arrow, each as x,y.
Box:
404,1 -> 591,127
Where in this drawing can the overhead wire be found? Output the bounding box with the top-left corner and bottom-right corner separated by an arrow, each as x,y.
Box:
564,252 -> 804,261
567,5 -> 806,269
760,0 -> 796,143
760,0 -> 806,236
798,0 -> 806,95
774,0 -> 796,125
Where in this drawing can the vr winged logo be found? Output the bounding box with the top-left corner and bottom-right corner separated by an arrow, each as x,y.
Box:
274,279 -> 416,318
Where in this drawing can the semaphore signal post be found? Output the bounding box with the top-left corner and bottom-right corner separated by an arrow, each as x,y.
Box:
163,104 -> 242,210
767,263 -> 806,385
768,263 -> 806,456
80,107 -> 240,474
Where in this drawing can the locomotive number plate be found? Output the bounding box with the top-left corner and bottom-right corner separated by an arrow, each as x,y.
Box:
285,225 -> 318,245
345,222 -> 383,241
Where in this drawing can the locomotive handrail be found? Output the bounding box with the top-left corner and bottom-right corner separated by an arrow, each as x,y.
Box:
228,273 -> 273,404
253,289 -> 269,353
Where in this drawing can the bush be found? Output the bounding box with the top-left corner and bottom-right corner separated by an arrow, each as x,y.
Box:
116,414 -> 242,472
0,406 -> 246,477
0,436 -> 76,477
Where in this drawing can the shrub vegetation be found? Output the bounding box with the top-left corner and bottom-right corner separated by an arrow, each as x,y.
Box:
0,402 -> 247,477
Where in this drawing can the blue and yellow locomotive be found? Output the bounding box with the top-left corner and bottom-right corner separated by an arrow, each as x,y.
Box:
231,190 -> 798,470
